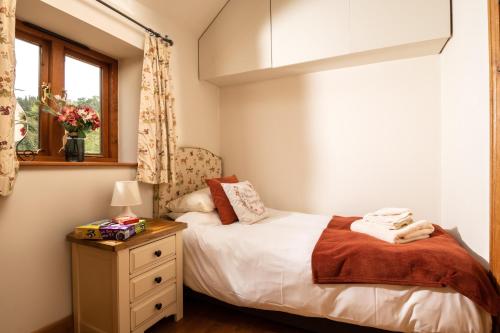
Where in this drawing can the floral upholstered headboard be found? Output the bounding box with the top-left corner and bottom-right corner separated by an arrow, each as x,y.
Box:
153,147 -> 222,217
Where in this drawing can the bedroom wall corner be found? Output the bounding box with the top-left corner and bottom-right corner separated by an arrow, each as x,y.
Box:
118,56 -> 143,163
440,0 -> 490,263
169,27 -> 221,155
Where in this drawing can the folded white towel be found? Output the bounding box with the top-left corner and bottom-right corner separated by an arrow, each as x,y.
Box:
370,207 -> 411,216
351,219 -> 434,244
363,209 -> 413,229
396,220 -> 435,238
363,214 -> 413,229
397,234 -> 430,244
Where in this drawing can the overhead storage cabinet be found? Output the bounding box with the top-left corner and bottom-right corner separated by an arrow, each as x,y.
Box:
271,0 -> 350,67
199,0 -> 271,80
349,0 -> 451,53
199,0 -> 451,86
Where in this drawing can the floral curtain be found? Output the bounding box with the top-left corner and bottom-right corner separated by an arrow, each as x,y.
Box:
0,0 -> 17,197
136,33 -> 177,185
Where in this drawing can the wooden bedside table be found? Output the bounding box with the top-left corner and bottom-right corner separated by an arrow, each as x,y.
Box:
67,219 -> 187,333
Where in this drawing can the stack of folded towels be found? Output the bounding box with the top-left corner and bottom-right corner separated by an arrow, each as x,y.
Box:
350,208 -> 435,244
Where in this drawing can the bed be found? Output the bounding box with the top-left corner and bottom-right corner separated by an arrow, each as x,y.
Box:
155,147 -> 493,333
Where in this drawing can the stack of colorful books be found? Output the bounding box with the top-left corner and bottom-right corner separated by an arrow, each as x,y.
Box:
74,218 -> 146,241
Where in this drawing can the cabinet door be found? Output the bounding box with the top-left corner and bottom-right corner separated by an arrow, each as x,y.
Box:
199,0 -> 271,80
271,0 -> 350,68
350,0 -> 451,53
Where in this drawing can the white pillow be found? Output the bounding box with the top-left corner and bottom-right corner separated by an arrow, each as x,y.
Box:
174,211 -> 222,226
165,212 -> 186,220
166,187 -> 215,213
221,181 -> 268,224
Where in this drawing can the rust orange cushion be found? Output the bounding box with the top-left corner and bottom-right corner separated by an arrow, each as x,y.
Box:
206,175 -> 239,225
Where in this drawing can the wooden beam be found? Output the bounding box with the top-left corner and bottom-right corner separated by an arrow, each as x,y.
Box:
489,0 -> 500,284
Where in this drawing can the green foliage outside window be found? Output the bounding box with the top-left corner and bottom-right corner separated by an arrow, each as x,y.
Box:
16,95 -> 101,154
16,96 -> 39,152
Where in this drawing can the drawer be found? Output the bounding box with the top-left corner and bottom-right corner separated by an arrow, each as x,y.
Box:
131,283 -> 176,330
130,236 -> 175,273
130,259 -> 176,302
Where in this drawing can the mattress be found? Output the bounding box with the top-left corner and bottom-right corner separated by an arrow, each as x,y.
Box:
178,209 -> 491,333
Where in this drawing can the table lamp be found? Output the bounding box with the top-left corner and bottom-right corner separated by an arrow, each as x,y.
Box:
111,180 -> 142,217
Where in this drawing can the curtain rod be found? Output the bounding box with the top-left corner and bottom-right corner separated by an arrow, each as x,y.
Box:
94,0 -> 173,46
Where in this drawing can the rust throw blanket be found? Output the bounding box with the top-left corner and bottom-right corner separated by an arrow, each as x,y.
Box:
311,216 -> 500,316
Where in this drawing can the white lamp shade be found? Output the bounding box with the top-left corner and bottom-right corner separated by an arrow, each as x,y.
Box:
111,181 -> 142,207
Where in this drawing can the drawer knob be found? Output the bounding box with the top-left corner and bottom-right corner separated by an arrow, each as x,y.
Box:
155,303 -> 163,310
154,250 -> 162,257
154,276 -> 162,284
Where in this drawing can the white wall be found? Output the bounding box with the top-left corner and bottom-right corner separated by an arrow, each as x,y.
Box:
118,56 -> 143,162
440,0 -> 490,262
221,55 -> 441,222
0,168 -> 153,333
0,1 -> 220,332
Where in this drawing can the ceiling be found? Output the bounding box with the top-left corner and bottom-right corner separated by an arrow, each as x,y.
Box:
137,0 -> 228,37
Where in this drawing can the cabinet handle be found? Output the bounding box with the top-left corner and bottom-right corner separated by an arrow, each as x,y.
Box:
154,276 -> 162,284
154,250 -> 162,257
155,303 -> 163,310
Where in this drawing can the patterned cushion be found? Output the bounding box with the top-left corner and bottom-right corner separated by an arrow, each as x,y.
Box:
221,181 -> 268,224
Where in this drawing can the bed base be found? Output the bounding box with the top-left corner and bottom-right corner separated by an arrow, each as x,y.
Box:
185,287 -> 393,333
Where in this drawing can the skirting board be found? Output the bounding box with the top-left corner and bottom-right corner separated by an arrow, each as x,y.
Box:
184,287 -> 391,333
32,315 -> 73,333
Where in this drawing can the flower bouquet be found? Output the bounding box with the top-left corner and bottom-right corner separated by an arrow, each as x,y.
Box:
39,83 -> 100,161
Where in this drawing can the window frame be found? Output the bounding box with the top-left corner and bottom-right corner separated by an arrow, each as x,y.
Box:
15,20 -> 118,162
14,28 -> 50,155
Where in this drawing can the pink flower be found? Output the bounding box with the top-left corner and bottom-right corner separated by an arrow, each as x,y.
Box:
92,122 -> 100,130
66,114 -> 77,126
53,103 -> 99,132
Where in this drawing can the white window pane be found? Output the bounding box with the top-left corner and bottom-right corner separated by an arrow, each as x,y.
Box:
65,55 -> 102,154
15,38 -> 40,151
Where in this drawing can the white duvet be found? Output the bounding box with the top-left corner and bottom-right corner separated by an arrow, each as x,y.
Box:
179,209 -> 491,333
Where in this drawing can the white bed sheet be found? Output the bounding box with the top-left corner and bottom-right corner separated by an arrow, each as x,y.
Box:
179,209 -> 491,333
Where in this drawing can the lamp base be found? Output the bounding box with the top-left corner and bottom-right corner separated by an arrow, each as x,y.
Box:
116,206 -> 137,218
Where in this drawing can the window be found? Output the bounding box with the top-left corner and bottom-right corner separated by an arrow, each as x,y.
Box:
15,20 -> 118,162
15,38 -> 40,152
65,55 -> 102,155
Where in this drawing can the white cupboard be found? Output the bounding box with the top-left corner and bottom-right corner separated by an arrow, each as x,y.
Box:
199,0 -> 451,85
199,0 -> 271,80
271,0 -> 350,68
350,0 -> 451,53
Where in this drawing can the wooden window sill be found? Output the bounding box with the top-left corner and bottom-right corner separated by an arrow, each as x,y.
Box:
19,161 -> 137,167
